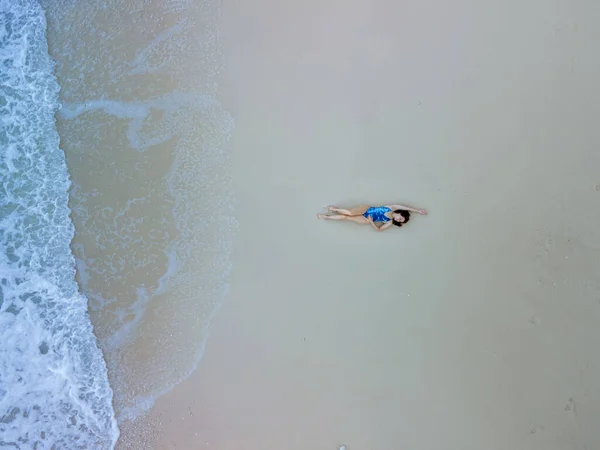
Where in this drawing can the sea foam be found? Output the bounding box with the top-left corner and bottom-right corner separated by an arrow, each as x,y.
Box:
0,0 -> 118,447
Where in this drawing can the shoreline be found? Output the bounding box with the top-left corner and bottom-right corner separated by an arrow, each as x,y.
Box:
40,0 -> 234,444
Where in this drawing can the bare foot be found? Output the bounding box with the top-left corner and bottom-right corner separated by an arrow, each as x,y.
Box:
317,213 -> 325,220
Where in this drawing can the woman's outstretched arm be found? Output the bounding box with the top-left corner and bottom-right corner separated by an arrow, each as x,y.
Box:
387,204 -> 428,215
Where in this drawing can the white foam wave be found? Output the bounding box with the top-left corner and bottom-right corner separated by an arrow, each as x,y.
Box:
0,0 -> 118,447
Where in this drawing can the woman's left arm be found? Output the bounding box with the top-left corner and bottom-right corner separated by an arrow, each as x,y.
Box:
366,216 -> 381,231
367,217 -> 392,232
379,222 -> 393,231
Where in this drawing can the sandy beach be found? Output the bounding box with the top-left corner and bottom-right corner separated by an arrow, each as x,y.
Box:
7,0 -> 594,446
113,0 -> 600,449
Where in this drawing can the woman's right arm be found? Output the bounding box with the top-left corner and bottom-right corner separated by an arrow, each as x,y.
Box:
388,204 -> 427,215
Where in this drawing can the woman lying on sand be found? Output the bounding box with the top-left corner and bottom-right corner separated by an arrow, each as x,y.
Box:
317,203 -> 427,232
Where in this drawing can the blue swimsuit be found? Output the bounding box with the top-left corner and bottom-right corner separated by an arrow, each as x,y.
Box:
363,206 -> 392,222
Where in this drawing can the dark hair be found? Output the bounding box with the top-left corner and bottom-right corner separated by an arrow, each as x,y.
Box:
392,209 -> 410,227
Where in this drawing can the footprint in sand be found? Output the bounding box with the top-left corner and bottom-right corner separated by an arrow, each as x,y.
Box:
565,397 -> 577,416
529,316 -> 541,326
529,423 -> 545,435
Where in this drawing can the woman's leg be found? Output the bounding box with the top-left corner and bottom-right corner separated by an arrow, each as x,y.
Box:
327,204 -> 369,216
317,214 -> 369,224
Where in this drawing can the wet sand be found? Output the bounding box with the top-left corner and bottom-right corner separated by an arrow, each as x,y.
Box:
124,0 -> 600,449
43,0 -> 234,440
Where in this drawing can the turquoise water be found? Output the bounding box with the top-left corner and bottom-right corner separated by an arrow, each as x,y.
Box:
1,0 -> 234,447
0,0 -> 118,447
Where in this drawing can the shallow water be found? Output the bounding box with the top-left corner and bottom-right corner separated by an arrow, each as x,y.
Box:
0,0 -> 117,447
1,0 -> 234,446
42,0 -> 235,423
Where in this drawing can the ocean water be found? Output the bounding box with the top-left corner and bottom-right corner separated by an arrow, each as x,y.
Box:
2,0 -> 234,447
0,0 -> 118,448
